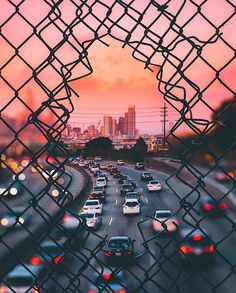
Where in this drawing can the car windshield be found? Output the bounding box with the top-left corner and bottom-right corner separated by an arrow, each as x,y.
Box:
155,211 -> 172,218
126,192 -> 138,196
150,180 -> 159,184
80,213 -> 95,218
122,184 -> 132,189
6,276 -> 33,287
144,172 -> 151,176
86,201 -> 99,206
94,187 -> 103,191
125,202 -> 139,207
97,178 -> 105,182
108,239 -> 130,249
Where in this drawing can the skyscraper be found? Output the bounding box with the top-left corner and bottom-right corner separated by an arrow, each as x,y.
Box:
118,117 -> 125,134
103,115 -> 113,137
127,105 -> 136,137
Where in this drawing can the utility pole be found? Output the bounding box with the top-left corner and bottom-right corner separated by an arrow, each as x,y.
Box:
160,102 -> 168,153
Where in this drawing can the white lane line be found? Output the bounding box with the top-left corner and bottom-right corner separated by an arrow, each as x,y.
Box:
145,198 -> 148,203
115,199 -> 118,204
109,217 -> 113,225
116,189 -> 118,193
113,181 -> 116,185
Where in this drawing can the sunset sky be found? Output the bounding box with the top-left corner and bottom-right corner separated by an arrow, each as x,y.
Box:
0,0 -> 235,135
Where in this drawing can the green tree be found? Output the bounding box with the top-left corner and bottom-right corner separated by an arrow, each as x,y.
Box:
84,137 -> 113,157
132,137 -> 148,162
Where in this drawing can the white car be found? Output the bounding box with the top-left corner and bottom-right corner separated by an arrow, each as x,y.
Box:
96,177 -> 107,187
94,156 -> 102,161
123,199 -> 140,215
152,210 -> 179,233
78,161 -> 85,167
90,165 -> 99,173
117,160 -> 124,166
147,180 -> 162,192
82,200 -> 103,214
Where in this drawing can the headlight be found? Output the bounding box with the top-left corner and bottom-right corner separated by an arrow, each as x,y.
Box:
52,189 -> 60,197
19,173 -> 26,181
1,218 -> 8,226
10,187 -> 18,195
18,217 -> 24,224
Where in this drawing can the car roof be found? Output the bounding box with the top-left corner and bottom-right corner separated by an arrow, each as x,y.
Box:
86,199 -> 100,203
109,236 -> 130,241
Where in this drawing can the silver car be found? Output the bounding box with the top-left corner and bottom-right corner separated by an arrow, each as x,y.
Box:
79,212 -> 102,230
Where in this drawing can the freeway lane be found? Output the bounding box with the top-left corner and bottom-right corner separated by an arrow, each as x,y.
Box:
0,165 -> 86,276
50,161 -> 236,293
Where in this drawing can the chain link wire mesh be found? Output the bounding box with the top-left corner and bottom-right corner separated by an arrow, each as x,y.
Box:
0,0 -> 236,292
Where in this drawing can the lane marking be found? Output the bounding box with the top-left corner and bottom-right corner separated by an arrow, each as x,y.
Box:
109,217 -> 113,225
115,199 -> 118,204
116,189 -> 118,193
145,198 -> 149,203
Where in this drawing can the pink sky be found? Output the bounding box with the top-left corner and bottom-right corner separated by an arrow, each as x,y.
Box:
0,0 -> 235,135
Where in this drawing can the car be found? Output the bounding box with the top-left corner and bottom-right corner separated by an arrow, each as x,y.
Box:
95,177 -> 107,187
201,196 -> 228,214
105,164 -> 113,171
99,163 -> 106,170
78,161 -> 85,167
0,264 -> 46,292
79,212 -> 102,230
89,191 -> 106,203
110,167 -> 119,175
104,236 -> 135,262
141,172 -> 153,181
123,179 -> 136,189
120,183 -> 134,196
178,228 -> 215,262
90,165 -> 100,173
113,171 -> 123,178
152,210 -> 179,233
98,173 -> 108,181
0,207 -> 28,229
30,239 -> 66,271
117,160 -> 125,166
215,171 -> 234,182
135,162 -> 145,170
88,268 -> 129,293
123,199 -> 140,215
118,175 -> 128,184
93,185 -> 106,195
82,199 -> 103,214
124,191 -> 141,203
94,156 -> 102,162
147,180 -> 162,192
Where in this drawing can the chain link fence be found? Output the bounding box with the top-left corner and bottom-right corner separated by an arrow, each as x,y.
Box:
0,0 -> 236,292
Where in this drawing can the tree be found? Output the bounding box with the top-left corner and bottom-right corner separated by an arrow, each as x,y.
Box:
132,137 -> 148,162
84,137 -> 113,157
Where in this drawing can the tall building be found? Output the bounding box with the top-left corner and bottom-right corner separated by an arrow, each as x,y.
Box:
127,105 -> 136,137
112,118 -> 117,137
103,115 -> 113,137
118,117 -> 125,134
124,112 -> 128,135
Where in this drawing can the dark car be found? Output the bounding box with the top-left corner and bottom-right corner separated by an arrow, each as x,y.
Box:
30,240 -> 66,271
124,191 -> 141,203
120,183 -> 134,196
113,171 -> 123,178
0,264 -> 46,292
93,185 -> 106,196
89,191 -> 106,203
110,167 -> 119,175
135,162 -> 145,170
105,164 -> 113,171
88,268 -> 129,293
141,172 -> 153,181
118,175 -> 128,184
178,228 -> 215,263
104,236 -> 135,262
123,179 -> 136,189
201,196 -> 227,214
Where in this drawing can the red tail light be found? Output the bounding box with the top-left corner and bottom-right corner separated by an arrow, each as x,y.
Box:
219,202 -> 227,210
116,290 -> 126,293
205,245 -> 215,253
102,273 -> 111,281
193,234 -> 202,241
105,250 -> 111,256
88,291 -> 97,293
30,256 -> 42,266
180,246 -> 192,254
54,255 -> 64,264
0,287 -> 7,293
63,213 -> 70,220
204,203 -> 212,212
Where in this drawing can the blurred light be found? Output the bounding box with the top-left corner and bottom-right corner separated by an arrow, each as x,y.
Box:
0,188 -> 8,196
58,178 -> 65,185
205,245 -> 215,253
10,187 -> 18,196
1,218 -> 8,226
1,163 -> 7,168
21,159 -> 29,167
180,246 -> 192,254
204,203 -> 213,212
30,256 -> 42,266
31,166 -> 37,173
54,255 -> 64,264
1,154 -> 6,161
52,189 -> 60,197
193,234 -> 202,241
63,213 -> 70,221
0,286 -> 7,293
219,202 -> 227,210
102,273 -> 111,281
18,217 -> 24,224
19,173 -> 26,181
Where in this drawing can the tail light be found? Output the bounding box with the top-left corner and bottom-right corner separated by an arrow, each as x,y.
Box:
102,273 -> 111,281
180,246 -> 192,254
105,250 -> 111,256
0,287 -> 7,293
88,291 -> 97,293
205,245 -> 215,253
116,290 -> 126,293
30,256 -> 42,266
193,234 -> 202,241
219,202 -> 227,210
63,213 -> 70,220
54,255 -> 64,264
204,203 -> 213,212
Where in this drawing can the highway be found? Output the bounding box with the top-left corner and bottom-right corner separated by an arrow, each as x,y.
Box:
43,161 -> 236,293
